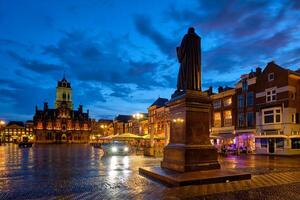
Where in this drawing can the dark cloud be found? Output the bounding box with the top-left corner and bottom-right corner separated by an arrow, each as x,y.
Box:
43,31 -> 166,89
109,84 -> 133,98
0,78 -> 53,115
7,51 -> 63,74
134,15 -> 177,58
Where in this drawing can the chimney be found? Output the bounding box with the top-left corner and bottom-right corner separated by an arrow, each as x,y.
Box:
256,67 -> 262,76
44,102 -> 48,110
208,86 -> 213,95
78,105 -> 83,113
218,86 -> 223,93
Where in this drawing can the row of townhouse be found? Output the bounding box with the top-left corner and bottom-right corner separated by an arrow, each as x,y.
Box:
210,61 -> 300,155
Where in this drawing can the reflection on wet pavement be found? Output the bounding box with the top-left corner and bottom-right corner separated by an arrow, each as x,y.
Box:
1,144 -> 300,199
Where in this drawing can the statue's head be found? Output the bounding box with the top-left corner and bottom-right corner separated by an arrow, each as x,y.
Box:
188,27 -> 195,34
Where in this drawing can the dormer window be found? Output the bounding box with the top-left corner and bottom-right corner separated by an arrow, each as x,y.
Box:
268,73 -> 274,81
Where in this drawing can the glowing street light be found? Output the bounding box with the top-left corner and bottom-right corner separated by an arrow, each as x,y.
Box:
0,120 -> 5,126
100,124 -> 108,129
133,113 -> 143,120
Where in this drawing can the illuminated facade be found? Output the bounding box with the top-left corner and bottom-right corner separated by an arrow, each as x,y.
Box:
210,62 -> 300,155
90,119 -> 114,141
33,77 -> 91,143
210,87 -> 237,151
148,98 -> 170,145
2,121 -> 25,143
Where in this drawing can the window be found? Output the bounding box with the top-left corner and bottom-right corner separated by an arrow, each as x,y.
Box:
266,88 -> 276,102
238,95 -> 244,109
291,139 -> 300,149
247,92 -> 254,107
214,112 -> 221,127
238,113 -> 244,127
263,108 -> 281,124
62,93 -> 66,100
261,138 -> 268,148
47,132 -> 52,140
268,73 -> 274,81
291,92 -> 296,100
247,112 -> 254,127
276,138 -> 284,148
223,110 -> 232,126
292,113 -> 296,124
213,100 -> 221,109
223,97 -> 232,107
242,79 -> 248,91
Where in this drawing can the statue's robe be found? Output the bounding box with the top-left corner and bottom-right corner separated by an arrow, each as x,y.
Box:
176,31 -> 201,91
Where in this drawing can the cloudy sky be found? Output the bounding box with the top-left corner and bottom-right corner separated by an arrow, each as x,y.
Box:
1,0 -> 300,121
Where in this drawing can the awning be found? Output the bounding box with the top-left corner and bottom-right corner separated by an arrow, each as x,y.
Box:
217,133 -> 235,139
142,134 -> 165,140
112,133 -> 142,140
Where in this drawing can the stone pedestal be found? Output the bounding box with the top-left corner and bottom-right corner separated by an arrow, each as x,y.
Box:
139,90 -> 251,186
161,90 -> 220,172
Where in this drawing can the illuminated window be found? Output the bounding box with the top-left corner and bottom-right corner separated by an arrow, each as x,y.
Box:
214,112 -> 221,127
223,97 -> 232,107
223,110 -> 232,126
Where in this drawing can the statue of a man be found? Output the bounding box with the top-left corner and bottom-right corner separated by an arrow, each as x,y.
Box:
176,27 -> 201,92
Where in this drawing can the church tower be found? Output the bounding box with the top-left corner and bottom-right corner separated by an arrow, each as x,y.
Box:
55,75 -> 73,109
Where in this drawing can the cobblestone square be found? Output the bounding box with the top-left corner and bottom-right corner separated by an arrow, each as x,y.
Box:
1,144 -> 300,200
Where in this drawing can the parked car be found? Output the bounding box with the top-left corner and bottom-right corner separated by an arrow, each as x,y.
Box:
101,141 -> 130,156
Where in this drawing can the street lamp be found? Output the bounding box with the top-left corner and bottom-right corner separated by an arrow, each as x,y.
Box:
0,120 -> 6,144
133,113 -> 143,121
0,120 -> 5,126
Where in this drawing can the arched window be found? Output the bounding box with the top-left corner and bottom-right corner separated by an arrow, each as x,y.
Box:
68,93 -> 70,100
62,93 -> 66,100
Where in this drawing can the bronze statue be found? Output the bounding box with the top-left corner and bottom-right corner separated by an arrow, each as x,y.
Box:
176,27 -> 201,92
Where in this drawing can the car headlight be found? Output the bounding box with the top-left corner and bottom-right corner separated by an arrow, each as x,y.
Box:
111,146 -> 118,152
124,147 -> 129,152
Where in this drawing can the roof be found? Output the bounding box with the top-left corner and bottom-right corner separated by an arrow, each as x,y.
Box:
34,107 -> 90,121
98,119 -> 113,123
264,61 -> 287,72
57,76 -> 71,88
150,97 -> 168,108
114,115 -> 133,122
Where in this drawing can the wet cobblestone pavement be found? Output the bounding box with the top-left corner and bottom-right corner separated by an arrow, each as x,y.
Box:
1,144 -> 300,199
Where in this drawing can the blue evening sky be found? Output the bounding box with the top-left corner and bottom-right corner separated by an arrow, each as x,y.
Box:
1,0 -> 300,121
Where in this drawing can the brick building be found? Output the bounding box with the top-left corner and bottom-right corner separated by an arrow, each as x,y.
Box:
255,62 -> 300,154
210,87 -> 236,151
148,98 -> 170,145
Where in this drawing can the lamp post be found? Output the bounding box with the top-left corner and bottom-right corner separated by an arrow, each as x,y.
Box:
0,120 -> 6,144
133,113 -> 143,135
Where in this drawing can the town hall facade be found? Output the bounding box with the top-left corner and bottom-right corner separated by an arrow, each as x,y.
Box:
33,76 -> 91,143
